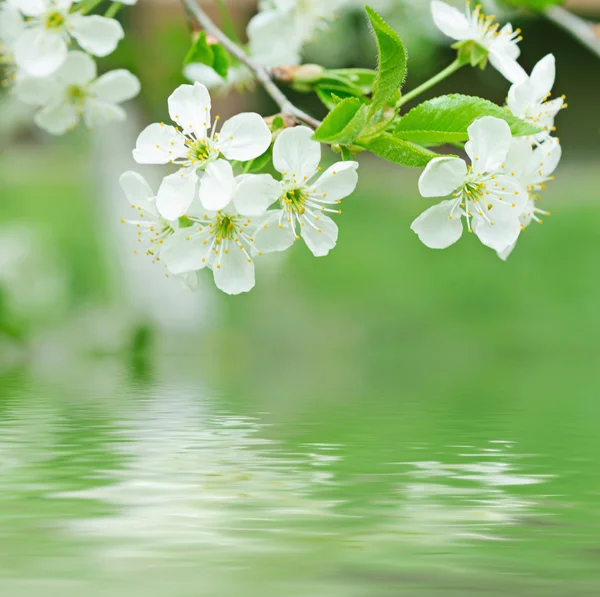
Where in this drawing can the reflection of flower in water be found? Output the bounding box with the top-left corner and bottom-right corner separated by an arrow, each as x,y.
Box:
55,390 -> 341,559
378,441 -> 551,547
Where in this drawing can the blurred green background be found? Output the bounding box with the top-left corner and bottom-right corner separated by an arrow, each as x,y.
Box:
1,1 -> 600,595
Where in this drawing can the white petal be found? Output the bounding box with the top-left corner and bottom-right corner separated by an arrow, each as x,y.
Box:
466,116 -> 512,172
68,15 -> 124,57
472,216 -> 521,252
89,69 -> 140,103
161,229 -> 212,275
253,211 -> 296,253
9,0 -> 46,16
503,138 -> 532,181
529,54 -> 555,99
56,50 -> 96,85
523,139 -> 561,186
233,174 -> 281,216
418,157 -> 467,198
119,170 -> 156,216
273,126 -> 321,179
168,82 -> 211,138
247,11 -> 301,68
410,200 -> 463,249
218,113 -> 272,161
13,75 -> 62,106
0,5 -> 25,46
156,169 -> 199,220
476,175 -> 528,221
488,47 -> 527,85
430,0 -> 473,41
15,28 -> 67,77
83,100 -> 126,128
310,161 -> 359,201
301,212 -> 338,257
132,122 -> 187,164
213,242 -> 256,295
34,102 -> 79,135
198,160 -> 236,211
497,241 -> 517,261
183,63 -> 225,89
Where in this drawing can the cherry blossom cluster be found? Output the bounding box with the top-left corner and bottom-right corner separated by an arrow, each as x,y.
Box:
412,1 -> 565,259
121,82 -> 358,295
1,0 -> 140,135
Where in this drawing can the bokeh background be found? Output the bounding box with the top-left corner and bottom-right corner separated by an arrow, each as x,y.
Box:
1,1 -> 600,595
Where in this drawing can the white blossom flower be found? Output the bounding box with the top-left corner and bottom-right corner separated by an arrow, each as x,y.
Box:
248,0 -> 345,68
119,170 -> 179,262
496,137 -> 561,260
0,3 -> 25,83
14,51 -> 140,135
430,0 -> 527,84
412,116 -> 528,253
10,0 -> 124,77
133,82 -> 272,222
507,54 -> 565,144
160,161 -> 274,295
252,126 -> 359,257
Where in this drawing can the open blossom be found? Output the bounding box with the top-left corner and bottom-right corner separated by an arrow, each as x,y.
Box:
412,116 -> 528,253
160,161 -> 274,295
0,3 -> 25,83
431,0 -> 527,84
497,137 -> 561,260
248,0 -> 345,68
133,82 -> 272,222
507,54 -> 565,144
10,0 -> 124,77
252,126 -> 359,257
14,51 -> 140,135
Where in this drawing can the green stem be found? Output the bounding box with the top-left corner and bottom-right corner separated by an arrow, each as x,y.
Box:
78,0 -> 106,14
397,59 -> 464,108
104,2 -> 123,18
215,0 -> 241,44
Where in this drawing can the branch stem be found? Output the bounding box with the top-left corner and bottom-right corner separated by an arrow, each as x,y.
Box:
397,59 -> 463,108
545,6 -> 600,60
180,0 -> 321,129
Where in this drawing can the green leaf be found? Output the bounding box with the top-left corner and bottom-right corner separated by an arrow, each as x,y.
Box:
394,94 -> 542,144
313,98 -> 369,145
340,146 -> 355,161
184,31 -> 229,78
503,0 -> 563,9
360,133 -> 442,168
240,149 -> 273,174
324,69 -> 377,95
365,6 -> 407,116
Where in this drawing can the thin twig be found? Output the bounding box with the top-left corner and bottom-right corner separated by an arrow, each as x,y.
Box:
545,6 -> 600,61
180,0 -> 321,129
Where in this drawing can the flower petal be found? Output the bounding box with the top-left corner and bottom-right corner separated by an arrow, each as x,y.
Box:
198,159 -> 236,211
273,126 -> 321,179
0,4 -> 25,46
253,211 -> 296,253
430,0 -> 473,41
13,75 -> 62,107
247,11 -> 301,68
68,15 -> 124,57
523,138 -> 561,186
410,199 -> 463,249
476,175 -> 528,221
56,50 -> 97,85
34,102 -> 79,135
466,116 -> 512,172
83,100 -> 126,128
488,46 -> 527,85
9,0 -> 46,16
218,112 -> 272,161
418,157 -> 467,198
15,28 -> 67,77
156,168 -> 199,220
310,161 -> 359,201
168,82 -> 211,138
161,229 -> 213,275
132,123 -> 187,165
472,215 -> 521,252
529,54 -> 555,99
497,241 -> 517,262
232,173 -> 281,216
119,170 -> 156,214
213,242 -> 255,295
89,69 -> 140,103
502,138 -> 532,181
301,212 -> 338,257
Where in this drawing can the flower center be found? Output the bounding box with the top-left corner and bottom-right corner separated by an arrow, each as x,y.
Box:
213,213 -> 239,240
67,85 -> 87,104
45,12 -> 65,29
282,187 -> 307,214
186,139 -> 211,164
